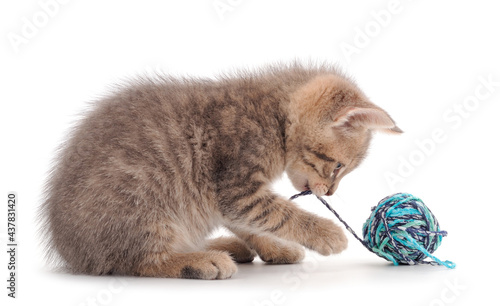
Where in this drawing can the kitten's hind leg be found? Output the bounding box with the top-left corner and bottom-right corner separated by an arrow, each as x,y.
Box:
206,236 -> 257,263
136,251 -> 237,279
233,230 -> 305,264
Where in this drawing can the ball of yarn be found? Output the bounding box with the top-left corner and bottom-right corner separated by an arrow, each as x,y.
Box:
290,190 -> 455,268
362,193 -> 455,268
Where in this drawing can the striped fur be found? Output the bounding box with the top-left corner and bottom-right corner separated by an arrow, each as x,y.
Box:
39,63 -> 401,279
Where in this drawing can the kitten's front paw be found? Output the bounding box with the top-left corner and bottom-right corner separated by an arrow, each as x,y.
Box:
180,251 -> 237,280
305,217 -> 348,256
257,239 -> 305,264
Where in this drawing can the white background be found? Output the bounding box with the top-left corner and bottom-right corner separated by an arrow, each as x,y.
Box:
1,0 -> 499,305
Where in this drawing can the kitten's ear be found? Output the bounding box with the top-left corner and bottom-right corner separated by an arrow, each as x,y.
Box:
332,107 -> 403,134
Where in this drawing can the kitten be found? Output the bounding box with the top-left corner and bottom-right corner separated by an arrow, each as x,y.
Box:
39,63 -> 402,279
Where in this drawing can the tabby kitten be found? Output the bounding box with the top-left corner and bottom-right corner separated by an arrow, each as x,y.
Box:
40,63 -> 402,279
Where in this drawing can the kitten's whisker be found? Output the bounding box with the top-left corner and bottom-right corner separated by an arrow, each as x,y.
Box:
334,192 -> 348,205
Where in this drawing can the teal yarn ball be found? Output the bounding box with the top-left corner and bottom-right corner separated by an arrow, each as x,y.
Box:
361,193 -> 455,268
290,191 -> 455,268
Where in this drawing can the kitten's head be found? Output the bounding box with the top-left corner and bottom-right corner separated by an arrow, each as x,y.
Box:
286,74 -> 402,196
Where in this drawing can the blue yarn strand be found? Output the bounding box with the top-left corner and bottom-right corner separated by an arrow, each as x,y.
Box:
290,191 -> 455,268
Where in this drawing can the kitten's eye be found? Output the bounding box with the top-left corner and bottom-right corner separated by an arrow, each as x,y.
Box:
335,162 -> 342,169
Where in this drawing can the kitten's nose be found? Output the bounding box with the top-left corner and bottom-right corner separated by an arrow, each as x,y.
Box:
326,191 -> 333,196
